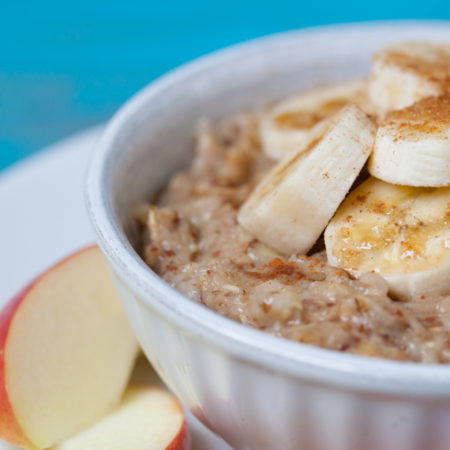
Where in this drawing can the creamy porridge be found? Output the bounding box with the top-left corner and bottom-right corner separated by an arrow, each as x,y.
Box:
138,42 -> 450,363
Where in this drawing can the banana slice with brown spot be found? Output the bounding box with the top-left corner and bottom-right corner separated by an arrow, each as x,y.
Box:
369,41 -> 450,115
260,78 -> 368,159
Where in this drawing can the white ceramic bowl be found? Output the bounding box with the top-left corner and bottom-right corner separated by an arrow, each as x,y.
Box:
86,22 -> 450,450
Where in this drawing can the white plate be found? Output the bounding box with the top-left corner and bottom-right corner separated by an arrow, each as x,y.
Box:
0,128 -> 231,450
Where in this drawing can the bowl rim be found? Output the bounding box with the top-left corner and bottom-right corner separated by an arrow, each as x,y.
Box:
86,20 -> 450,397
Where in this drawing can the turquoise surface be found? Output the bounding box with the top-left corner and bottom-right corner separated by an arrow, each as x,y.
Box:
1,2 -> 449,170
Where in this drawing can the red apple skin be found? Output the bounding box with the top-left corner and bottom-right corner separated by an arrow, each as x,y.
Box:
166,418 -> 190,450
0,281 -> 36,449
0,245 -> 97,450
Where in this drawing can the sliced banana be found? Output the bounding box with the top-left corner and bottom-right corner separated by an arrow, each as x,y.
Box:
368,94 -> 450,187
369,41 -> 450,115
260,78 -> 368,159
325,177 -> 450,301
238,105 -> 376,255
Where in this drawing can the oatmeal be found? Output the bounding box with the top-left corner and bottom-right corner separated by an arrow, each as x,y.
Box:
139,42 -> 450,363
139,113 -> 450,363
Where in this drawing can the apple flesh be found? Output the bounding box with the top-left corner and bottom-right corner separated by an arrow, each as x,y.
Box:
51,385 -> 190,450
0,246 -> 138,449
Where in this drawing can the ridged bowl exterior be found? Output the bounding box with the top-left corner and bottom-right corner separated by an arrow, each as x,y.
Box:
86,22 -> 450,450
111,273 -> 450,450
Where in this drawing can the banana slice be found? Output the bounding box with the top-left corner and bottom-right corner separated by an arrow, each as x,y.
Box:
368,94 -> 450,187
325,177 -> 450,301
369,41 -> 450,115
260,78 -> 368,159
238,105 -> 376,255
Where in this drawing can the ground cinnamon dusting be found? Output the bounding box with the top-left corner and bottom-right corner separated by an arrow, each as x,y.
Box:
140,90 -> 450,364
383,93 -> 450,137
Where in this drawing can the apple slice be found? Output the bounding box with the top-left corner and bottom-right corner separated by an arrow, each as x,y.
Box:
0,246 -> 138,449
51,385 -> 190,450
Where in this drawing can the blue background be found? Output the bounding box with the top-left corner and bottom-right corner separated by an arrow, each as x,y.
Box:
1,1 -> 449,171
